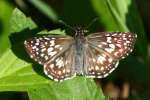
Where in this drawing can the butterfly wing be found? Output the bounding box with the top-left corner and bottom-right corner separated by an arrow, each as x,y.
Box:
83,44 -> 119,78
44,44 -> 76,82
83,32 -> 136,78
24,35 -> 76,81
24,35 -> 73,64
87,32 -> 137,59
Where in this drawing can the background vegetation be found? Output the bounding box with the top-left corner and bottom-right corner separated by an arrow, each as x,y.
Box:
0,0 -> 150,100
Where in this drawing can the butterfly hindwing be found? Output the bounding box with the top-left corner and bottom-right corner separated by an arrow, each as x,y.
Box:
43,44 -> 76,82
83,44 -> 119,78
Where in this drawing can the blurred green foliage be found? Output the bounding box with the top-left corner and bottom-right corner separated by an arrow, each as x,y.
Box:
0,0 -> 13,57
0,0 -> 150,100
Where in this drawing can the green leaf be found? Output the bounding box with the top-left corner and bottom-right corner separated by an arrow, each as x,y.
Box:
91,0 -> 148,56
0,49 -> 49,91
0,0 -> 13,57
37,29 -> 66,35
10,8 -> 37,33
28,78 -> 107,100
91,0 -> 125,31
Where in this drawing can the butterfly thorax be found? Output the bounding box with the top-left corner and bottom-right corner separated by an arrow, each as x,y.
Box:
74,28 -> 87,75
74,28 -> 87,42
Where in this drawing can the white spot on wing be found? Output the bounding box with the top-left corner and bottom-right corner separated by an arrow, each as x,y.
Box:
44,37 -> 51,40
58,71 -> 62,75
105,48 -> 114,53
45,42 -> 48,45
93,58 -> 96,62
48,47 -> 53,52
59,47 -> 63,50
50,40 -> 55,46
44,56 -> 48,60
98,45 -> 102,48
48,51 -> 57,57
55,45 -> 60,48
52,38 -> 56,39
56,58 -> 64,68
35,42 -> 39,45
50,64 -> 54,68
116,44 -> 122,48
100,67 -> 104,71
108,58 -> 113,63
41,48 -> 46,52
62,69 -> 66,73
109,44 -> 115,49
98,55 -> 106,64
95,66 -> 99,70
106,37 -> 112,43
40,53 -> 44,57
32,46 -> 36,49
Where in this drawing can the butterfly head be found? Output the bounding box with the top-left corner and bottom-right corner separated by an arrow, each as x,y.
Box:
75,27 -> 88,38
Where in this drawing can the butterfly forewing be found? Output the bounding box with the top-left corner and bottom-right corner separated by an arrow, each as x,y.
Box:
84,44 -> 119,78
87,32 -> 137,59
24,35 -> 73,65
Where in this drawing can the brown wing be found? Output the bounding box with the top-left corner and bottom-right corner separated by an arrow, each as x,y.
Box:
43,44 -> 76,82
83,32 -> 136,78
24,35 -> 73,65
87,32 -> 137,59
83,44 -> 119,78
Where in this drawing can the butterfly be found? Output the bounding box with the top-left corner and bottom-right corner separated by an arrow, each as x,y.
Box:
24,28 -> 137,82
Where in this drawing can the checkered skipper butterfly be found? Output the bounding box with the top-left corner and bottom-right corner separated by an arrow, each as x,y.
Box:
24,28 -> 137,82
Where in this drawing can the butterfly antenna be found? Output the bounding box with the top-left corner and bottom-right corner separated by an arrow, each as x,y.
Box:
85,17 -> 99,29
58,20 -> 75,32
